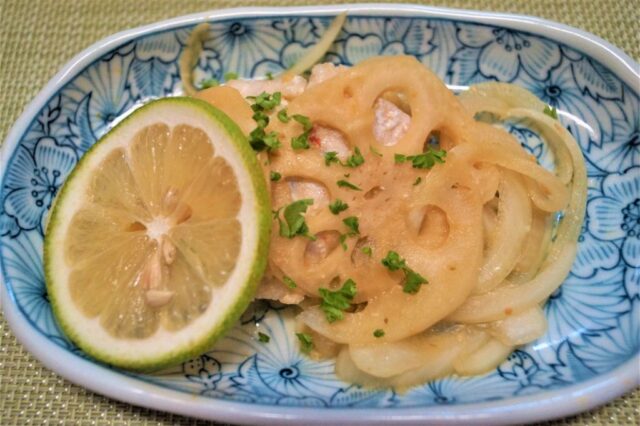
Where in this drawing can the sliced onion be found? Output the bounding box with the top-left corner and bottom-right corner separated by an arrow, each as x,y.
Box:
449,131 -> 585,323
348,327 -> 482,378
474,170 -> 532,294
179,23 -> 210,96
488,305 -> 547,346
282,13 -> 346,78
453,338 -> 514,376
337,328 -> 487,388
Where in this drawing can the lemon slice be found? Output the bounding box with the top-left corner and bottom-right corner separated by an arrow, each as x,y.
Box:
44,97 -> 270,370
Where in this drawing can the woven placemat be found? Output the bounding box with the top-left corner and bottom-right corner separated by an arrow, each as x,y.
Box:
0,0 -> 638,424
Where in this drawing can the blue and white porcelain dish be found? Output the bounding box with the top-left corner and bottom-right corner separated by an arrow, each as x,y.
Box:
1,4 -> 638,424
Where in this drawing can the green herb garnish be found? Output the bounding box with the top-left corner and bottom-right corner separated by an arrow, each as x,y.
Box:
283,276 -> 297,289
342,216 -> 360,236
291,133 -> 310,149
325,148 -> 365,168
319,279 -> 357,323
276,199 -> 316,240
200,78 -> 219,89
339,234 -> 348,251
248,92 -> 282,151
381,251 -> 428,294
324,151 -> 340,166
292,114 -> 312,131
277,108 -> 290,123
370,145 -> 383,157
265,72 -> 274,80
361,246 -> 372,257
270,171 -> 282,182
258,332 -> 270,343
395,149 -> 447,169
373,329 -> 385,338
290,114 -> 313,150
413,177 -> 422,186
329,199 -> 349,215
296,332 -> 314,353
224,71 -> 238,81
344,147 -> 365,168
543,105 -> 558,120
337,179 -> 361,191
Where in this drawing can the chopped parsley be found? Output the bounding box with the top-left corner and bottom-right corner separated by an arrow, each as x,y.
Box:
291,133 -> 310,149
324,151 -> 340,166
199,78 -> 219,89
257,332 -> 270,343
337,179 -> 361,191
381,250 -> 405,271
290,114 -> 313,150
413,177 -> 422,186
283,276 -> 297,289
344,147 -> 365,168
325,148 -> 365,168
275,199 -> 316,240
270,171 -> 282,182
543,105 -> 558,120
277,108 -> 291,123
265,72 -> 274,80
395,149 -> 447,169
249,91 -> 282,110
370,145 -> 383,157
224,71 -> 238,81
339,234 -> 348,251
381,251 -> 428,294
342,216 -> 360,236
373,329 -> 385,338
361,246 -> 372,257
293,114 -> 312,131
296,332 -> 314,353
403,270 -> 427,294
319,278 -> 357,323
329,199 -> 349,215
248,92 -> 282,151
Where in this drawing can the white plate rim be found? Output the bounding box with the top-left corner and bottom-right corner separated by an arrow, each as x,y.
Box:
1,3 -> 639,425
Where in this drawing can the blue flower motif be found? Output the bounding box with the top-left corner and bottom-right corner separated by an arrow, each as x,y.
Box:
419,21 -> 458,80
210,309 -> 341,405
204,20 -> 282,77
128,33 -> 182,98
399,372 -> 521,406
3,137 -> 77,233
568,54 -> 623,101
183,354 -> 223,393
572,300 -> 639,373
587,166 -> 640,268
1,230 -> 67,342
574,216 -> 620,278
329,385 -> 397,407
584,90 -> 639,173
252,42 -> 311,77
497,350 -> 558,393
339,34 -> 405,65
60,44 -> 135,150
545,267 -> 630,346
548,340 -> 596,383
452,24 -> 561,83
517,60 -> 614,151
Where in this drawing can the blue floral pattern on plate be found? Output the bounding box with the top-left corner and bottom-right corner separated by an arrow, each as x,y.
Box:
1,14 -> 638,410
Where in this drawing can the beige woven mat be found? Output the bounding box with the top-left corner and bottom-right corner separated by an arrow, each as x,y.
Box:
0,0 -> 638,424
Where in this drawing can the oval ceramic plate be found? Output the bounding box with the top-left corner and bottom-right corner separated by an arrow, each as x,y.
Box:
1,4 -> 638,425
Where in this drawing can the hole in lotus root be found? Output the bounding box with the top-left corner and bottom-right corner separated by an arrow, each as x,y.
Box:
304,231 -> 342,265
